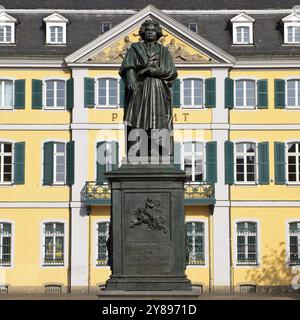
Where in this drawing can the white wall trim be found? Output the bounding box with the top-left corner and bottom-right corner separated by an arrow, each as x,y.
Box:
185,217 -> 209,268
0,125 -> 70,130
39,219 -> 68,269
0,220 -> 15,269
71,123 -> 125,130
231,201 -> 300,207
233,218 -> 261,268
0,202 -> 69,208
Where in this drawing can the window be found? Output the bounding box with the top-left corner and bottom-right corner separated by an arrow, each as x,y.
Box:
49,26 -> 63,44
182,79 -> 203,108
97,222 -> 109,266
236,26 -> 250,44
287,26 -> 300,43
0,223 -> 11,267
43,222 -> 64,266
289,222 -> 300,266
235,143 -> 256,183
187,23 -> 198,33
53,142 -> 66,184
186,222 -> 205,265
97,78 -> 118,107
236,222 -> 258,265
183,142 -> 204,182
0,25 -> 12,43
101,23 -> 112,33
235,80 -> 255,108
0,80 -> 13,109
287,142 -> 300,183
287,80 -> 300,107
0,142 -> 12,183
45,80 -> 66,109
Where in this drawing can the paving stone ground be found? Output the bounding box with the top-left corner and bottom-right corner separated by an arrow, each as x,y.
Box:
0,292 -> 299,300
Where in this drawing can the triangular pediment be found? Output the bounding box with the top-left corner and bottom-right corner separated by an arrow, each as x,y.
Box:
65,5 -> 235,65
0,11 -> 17,23
43,12 -> 69,23
230,12 -> 255,23
282,12 -> 300,22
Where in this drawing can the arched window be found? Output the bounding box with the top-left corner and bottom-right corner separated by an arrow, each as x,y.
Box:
0,222 -> 12,267
43,222 -> 64,266
236,222 -> 258,265
185,222 -> 205,265
97,222 -> 110,266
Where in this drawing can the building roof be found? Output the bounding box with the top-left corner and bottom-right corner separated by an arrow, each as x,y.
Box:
0,0 -> 299,10
0,11 -> 298,60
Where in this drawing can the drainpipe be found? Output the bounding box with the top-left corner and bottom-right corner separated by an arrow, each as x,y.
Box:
209,204 -> 214,292
87,205 -> 92,293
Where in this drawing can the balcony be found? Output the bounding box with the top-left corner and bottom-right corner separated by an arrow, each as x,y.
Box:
84,181 -> 215,205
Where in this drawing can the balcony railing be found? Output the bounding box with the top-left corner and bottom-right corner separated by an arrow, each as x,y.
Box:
84,181 -> 215,205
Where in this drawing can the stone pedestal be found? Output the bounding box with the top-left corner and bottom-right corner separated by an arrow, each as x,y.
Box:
105,163 -> 192,291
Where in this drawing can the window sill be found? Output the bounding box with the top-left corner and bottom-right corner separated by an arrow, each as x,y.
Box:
0,183 -> 13,186
282,43 -> 300,46
0,43 -> 16,46
235,263 -> 259,268
285,106 -> 300,110
0,107 -> 14,110
286,182 -> 300,186
45,43 -> 67,46
234,182 -> 257,186
181,106 -> 205,109
234,106 -> 256,110
231,44 -> 254,47
96,106 -> 119,109
44,107 -> 66,111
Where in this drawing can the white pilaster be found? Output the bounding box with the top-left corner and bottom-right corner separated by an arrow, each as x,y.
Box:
211,68 -> 231,291
70,67 -> 90,291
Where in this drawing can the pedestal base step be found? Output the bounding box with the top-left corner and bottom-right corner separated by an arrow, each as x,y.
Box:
98,289 -> 201,300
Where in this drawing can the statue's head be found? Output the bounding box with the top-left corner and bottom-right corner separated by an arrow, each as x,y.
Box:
139,20 -> 163,42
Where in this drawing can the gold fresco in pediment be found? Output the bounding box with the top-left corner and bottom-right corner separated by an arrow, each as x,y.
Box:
88,28 -> 212,63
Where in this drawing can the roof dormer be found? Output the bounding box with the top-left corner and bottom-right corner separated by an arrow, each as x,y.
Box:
282,12 -> 300,44
231,12 -> 255,45
43,12 -> 68,45
0,11 -> 17,44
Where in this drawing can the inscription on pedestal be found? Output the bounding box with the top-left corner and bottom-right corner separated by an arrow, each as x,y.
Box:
124,243 -> 172,274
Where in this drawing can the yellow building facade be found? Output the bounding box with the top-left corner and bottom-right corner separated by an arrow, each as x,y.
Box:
0,3 -> 300,294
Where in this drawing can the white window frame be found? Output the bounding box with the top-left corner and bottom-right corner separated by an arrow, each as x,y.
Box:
181,141 -> 206,183
94,219 -> 110,268
40,220 -> 67,268
234,141 -> 257,185
0,24 -> 14,44
0,78 -> 14,110
286,220 -> 300,267
286,141 -> 300,184
44,79 -> 66,110
46,22 -> 66,45
284,22 -> 300,44
185,218 -> 208,268
0,221 -> 14,268
234,219 -> 261,268
0,12 -> 17,44
234,78 -> 256,109
181,77 -> 205,109
232,23 -> 253,45
286,79 -> 300,108
0,141 -> 13,185
53,142 -> 66,185
96,77 -> 119,109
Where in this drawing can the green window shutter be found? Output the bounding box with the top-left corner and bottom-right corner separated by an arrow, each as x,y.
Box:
206,141 -> 217,183
111,141 -> 119,171
96,141 -> 106,184
172,79 -> 181,108
14,79 -> 26,109
84,77 -> 95,108
225,141 -> 234,185
257,79 -> 268,109
43,142 -> 54,185
205,77 -> 216,108
66,78 -> 74,110
174,141 -> 182,170
274,79 -> 286,109
225,78 -> 234,109
66,141 -> 75,186
258,142 -> 269,185
274,142 -> 286,185
119,79 -> 125,108
32,79 -> 43,109
14,142 -> 25,185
